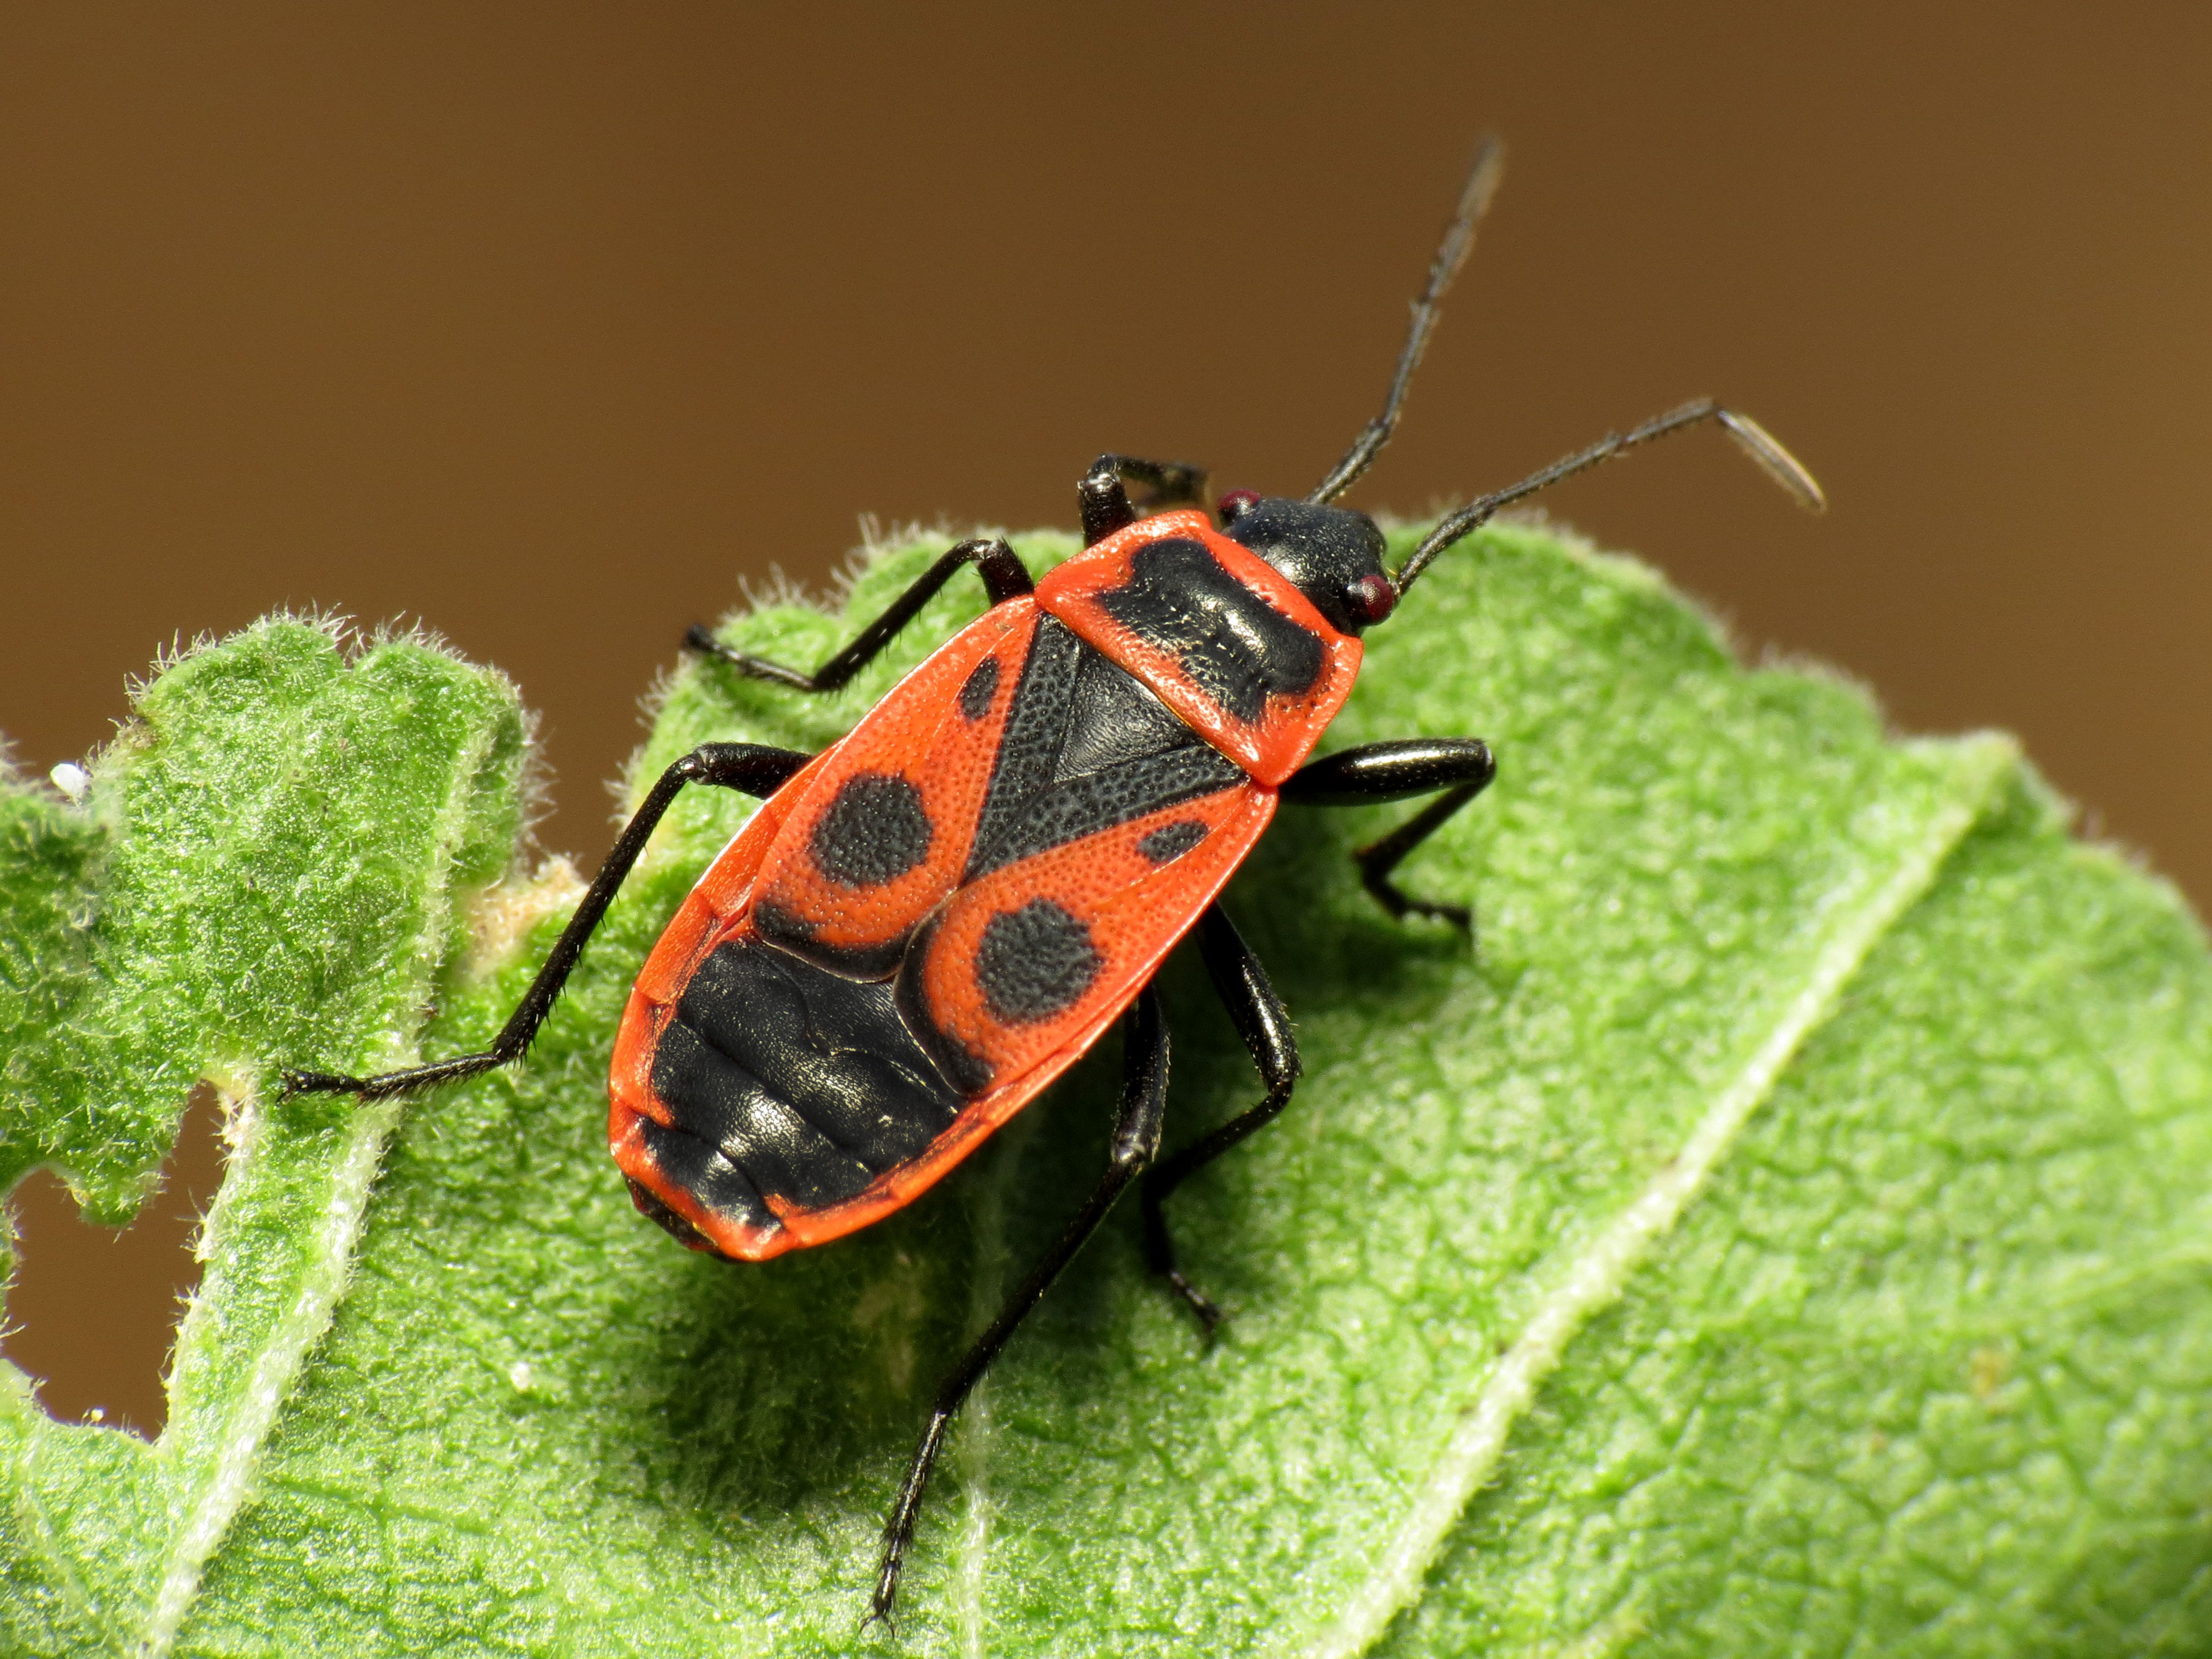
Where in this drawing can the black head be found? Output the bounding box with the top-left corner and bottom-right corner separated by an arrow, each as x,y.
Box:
1220,495 -> 1396,633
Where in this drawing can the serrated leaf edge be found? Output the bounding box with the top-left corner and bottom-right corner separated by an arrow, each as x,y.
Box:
1305,734 -> 2018,1659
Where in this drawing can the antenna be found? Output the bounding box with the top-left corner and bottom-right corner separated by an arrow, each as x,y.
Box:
1390,398 -> 1827,597
1308,136 -> 1505,506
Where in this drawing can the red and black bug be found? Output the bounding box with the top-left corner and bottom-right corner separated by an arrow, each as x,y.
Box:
285,137 -> 1822,1620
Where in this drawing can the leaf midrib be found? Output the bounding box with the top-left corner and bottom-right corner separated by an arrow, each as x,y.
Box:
136,700 -> 518,1659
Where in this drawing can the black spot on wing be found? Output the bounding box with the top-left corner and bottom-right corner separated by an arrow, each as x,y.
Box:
1096,537 -> 1324,721
1137,819 -> 1209,865
959,655 -> 1001,721
973,899 -> 1103,1025
655,936 -> 966,1198
810,771 -> 933,888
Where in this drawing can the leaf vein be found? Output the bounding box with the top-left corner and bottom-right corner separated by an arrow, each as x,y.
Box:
136,701 -> 507,1655
1306,735 -> 2017,1658
135,1095 -> 402,1658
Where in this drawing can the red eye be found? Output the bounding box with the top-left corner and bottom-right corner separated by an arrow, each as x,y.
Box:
1346,572 -> 1397,625
1216,489 -> 1262,527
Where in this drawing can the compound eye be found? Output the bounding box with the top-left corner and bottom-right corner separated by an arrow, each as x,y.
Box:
1216,489 -> 1262,527
1345,572 -> 1397,627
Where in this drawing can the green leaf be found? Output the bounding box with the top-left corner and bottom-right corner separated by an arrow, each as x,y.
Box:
2,526 -> 2208,1657
0,619 -> 527,1655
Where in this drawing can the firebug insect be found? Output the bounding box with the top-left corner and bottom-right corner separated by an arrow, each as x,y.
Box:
286,137 -> 1823,1620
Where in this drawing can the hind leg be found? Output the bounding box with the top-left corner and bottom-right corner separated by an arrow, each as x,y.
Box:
283,742 -> 812,1100
870,985 -> 1171,1625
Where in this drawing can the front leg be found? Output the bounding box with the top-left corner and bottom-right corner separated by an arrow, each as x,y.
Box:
1279,737 -> 1496,926
284,742 -> 812,1100
687,536 -> 1033,693
1076,452 -> 1210,544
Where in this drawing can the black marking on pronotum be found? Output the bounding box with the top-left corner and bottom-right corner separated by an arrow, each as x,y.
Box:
973,898 -> 1103,1024
811,771 -> 934,888
1137,819 -> 1209,866
959,656 -> 1001,721
1096,537 -> 1325,721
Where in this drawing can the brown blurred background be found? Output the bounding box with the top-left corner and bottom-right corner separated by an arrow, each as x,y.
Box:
2,4 -> 2207,1435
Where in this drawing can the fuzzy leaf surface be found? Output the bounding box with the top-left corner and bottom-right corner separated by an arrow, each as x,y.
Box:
1,527 -> 2207,1656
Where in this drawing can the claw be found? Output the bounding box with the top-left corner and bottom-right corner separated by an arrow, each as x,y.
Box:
1166,1271 -> 1227,1344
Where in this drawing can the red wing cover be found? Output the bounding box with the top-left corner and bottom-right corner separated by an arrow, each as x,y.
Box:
897,787 -> 1274,1099
609,780 -> 1273,1262
747,601 -> 1035,976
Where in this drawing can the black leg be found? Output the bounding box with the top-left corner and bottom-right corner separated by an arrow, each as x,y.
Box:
685,536 -> 1033,694
870,985 -> 1170,1627
283,742 -> 813,1100
1077,452 -> 1210,546
1141,905 -> 1299,1337
1281,738 -> 1497,927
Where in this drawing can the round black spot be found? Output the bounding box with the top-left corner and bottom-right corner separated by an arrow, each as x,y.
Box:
973,899 -> 1102,1025
809,772 -> 933,888
959,656 -> 1002,721
1136,819 -> 1209,866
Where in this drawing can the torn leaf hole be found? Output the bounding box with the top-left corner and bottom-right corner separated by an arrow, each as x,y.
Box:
2,1084 -> 228,1438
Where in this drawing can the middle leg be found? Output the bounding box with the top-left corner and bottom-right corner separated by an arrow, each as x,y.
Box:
1280,736 -> 1496,926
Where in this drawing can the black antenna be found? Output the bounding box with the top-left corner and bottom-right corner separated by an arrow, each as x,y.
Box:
1308,136 -> 1505,507
1390,398 -> 1827,597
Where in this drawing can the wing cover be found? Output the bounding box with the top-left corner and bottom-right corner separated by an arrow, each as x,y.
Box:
746,601 -> 1036,976
899,785 -> 1275,1097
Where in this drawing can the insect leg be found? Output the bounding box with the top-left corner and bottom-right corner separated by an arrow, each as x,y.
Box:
871,985 -> 1170,1626
1140,905 -> 1298,1336
283,742 -> 813,1100
1280,737 -> 1497,927
1077,452 -> 1210,545
686,536 -> 1033,692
